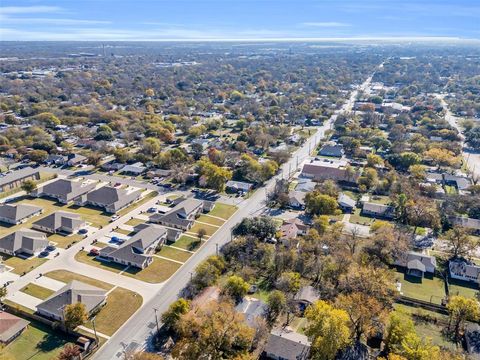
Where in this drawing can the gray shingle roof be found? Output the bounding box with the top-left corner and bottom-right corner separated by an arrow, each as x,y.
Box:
36,280 -> 107,320
264,329 -> 311,360
32,211 -> 84,232
0,228 -> 48,254
0,167 -> 39,188
34,179 -> 96,202
85,186 -> 142,212
0,204 -> 42,223
151,198 -> 203,228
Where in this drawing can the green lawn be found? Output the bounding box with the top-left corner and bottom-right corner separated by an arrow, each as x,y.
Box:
123,257 -> 182,283
394,270 -> 446,305
47,233 -> 84,249
125,218 -> 145,227
448,277 -> 479,300
1,318 -> 75,360
65,204 -> 111,228
208,203 -> 238,220
3,255 -> 48,275
189,222 -> 219,236
171,235 -> 203,251
20,283 -> 54,300
84,287 -> 142,336
196,215 -> 225,227
157,246 -> 192,262
349,208 -> 374,226
45,270 -> 113,290
369,195 -> 392,205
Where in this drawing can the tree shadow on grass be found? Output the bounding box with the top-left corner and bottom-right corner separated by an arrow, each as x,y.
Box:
36,330 -> 70,352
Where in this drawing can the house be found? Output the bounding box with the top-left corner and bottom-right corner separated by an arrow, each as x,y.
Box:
295,178 -> 316,193
263,328 -> 311,360
45,154 -> 67,166
66,153 -> 87,167
0,204 -> 42,225
36,281 -> 107,321
293,286 -> 320,313
301,159 -> 359,183
120,162 -> 146,176
0,312 -> 30,345
361,202 -> 395,219
146,168 -> 172,179
449,259 -> 480,285
99,224 -> 167,269
0,167 -> 41,193
288,191 -> 306,209
338,193 -> 356,213
319,144 -> 344,158
465,323 -> 480,359
32,179 -> 96,204
444,174 -> 471,192
74,186 -> 142,213
225,180 -> 253,194
450,216 -> 480,234
32,211 -> 85,234
394,251 -> 437,277
0,229 -> 48,256
283,218 -> 309,235
235,297 -> 268,329
150,198 -> 204,230
101,161 -> 125,172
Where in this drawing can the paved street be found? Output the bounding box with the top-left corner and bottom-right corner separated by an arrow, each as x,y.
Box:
92,70 -> 376,359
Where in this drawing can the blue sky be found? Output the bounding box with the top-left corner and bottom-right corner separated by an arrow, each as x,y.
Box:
1,0 -> 479,41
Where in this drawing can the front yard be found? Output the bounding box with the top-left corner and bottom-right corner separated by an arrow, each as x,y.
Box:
157,246 -> 192,262
189,222 -> 218,236
47,233 -> 84,249
3,255 -> 48,275
208,203 -> 238,220
171,235 -> 203,251
19,283 -> 54,300
45,270 -> 114,291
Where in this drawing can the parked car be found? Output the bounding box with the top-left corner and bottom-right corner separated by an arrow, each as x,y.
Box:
89,248 -> 100,256
110,215 -> 120,222
78,228 -> 88,234
147,207 -> 157,213
46,245 -> 56,251
39,251 -> 50,257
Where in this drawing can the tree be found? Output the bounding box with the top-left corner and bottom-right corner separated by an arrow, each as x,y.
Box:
266,290 -> 287,322
276,271 -> 301,294
405,198 -> 441,233
28,149 -> 48,163
63,303 -> 88,330
304,300 -> 352,360
408,165 -> 427,181
367,153 -> 384,168
222,275 -> 249,301
233,216 -> 277,241
191,256 -> 226,293
173,300 -> 255,360
142,137 -> 161,156
305,191 -> 339,216
465,126 -> 480,150
444,226 -> 477,259
424,148 -> 460,168
87,153 -> 102,167
384,311 -> 416,354
447,295 -> 480,342
34,112 -> 61,128
197,158 -> 232,192
161,298 -> 190,331
399,332 -> 441,360
197,228 -> 207,242
57,344 -> 81,360
0,285 -> 7,300
21,179 -> 37,194
313,215 -> 330,235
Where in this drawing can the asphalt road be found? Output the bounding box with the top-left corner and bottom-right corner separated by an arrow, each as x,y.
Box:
92,73 -> 375,359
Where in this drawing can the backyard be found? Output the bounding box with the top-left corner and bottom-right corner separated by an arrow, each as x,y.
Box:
395,269 -> 446,305
171,235 -> 203,251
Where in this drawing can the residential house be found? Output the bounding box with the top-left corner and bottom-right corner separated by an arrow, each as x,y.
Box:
301,159 -> 359,183
32,211 -> 85,234
0,167 -> 40,193
225,180 -> 253,194
66,153 -> 87,167
444,174 -> 471,192
150,198 -> 204,230
0,229 -> 48,256
32,179 -> 96,204
0,204 -> 42,225
295,178 -> 316,193
449,259 -> 480,285
361,202 -> 395,219
338,193 -> 356,213
394,251 -> 437,277
45,154 -> 67,166
319,144 -> 344,158
74,186 -> 142,213
36,281 -> 107,321
288,191 -> 306,209
262,328 -> 311,360
99,224 -> 167,269
120,162 -> 146,176
235,297 -> 268,329
0,312 -> 30,345
465,323 -> 480,359
450,216 -> 480,234
146,169 -> 172,179
293,286 -> 320,314
101,161 -> 125,172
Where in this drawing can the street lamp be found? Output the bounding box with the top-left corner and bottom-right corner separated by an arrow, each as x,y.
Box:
91,316 -> 99,344
153,308 -> 160,334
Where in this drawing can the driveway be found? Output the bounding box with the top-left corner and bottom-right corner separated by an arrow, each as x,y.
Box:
6,291 -> 43,310
33,275 -> 66,291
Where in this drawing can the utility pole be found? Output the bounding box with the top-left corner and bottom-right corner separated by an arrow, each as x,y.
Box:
92,316 -> 99,343
153,308 -> 160,334
215,243 -> 219,256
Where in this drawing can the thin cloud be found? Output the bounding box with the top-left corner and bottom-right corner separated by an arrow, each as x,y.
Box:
301,22 -> 351,27
1,17 -> 111,25
0,6 -> 62,14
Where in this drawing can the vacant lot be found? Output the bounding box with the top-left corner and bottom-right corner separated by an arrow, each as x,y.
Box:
157,246 -> 192,262
395,270 -> 446,305
208,203 -> 237,220
84,287 -> 142,336
20,283 -> 54,300
45,269 -> 113,290
3,255 -> 48,275
1,318 -> 75,360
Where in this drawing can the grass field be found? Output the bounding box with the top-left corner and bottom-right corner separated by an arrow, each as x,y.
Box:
114,228 -> 135,236
125,218 -> 145,227
171,235 -> 203,251
74,251 -> 126,273
196,214 -> 225,226
45,269 -> 113,290
3,255 -> 48,275
395,270 -> 446,304
47,233 -> 84,249
123,257 -> 182,283
0,318 -> 75,360
20,283 -> 54,300
84,287 -> 142,336
117,191 -> 158,217
157,246 -> 192,262
448,277 -> 479,300
208,203 -> 237,220
189,222 -> 218,236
